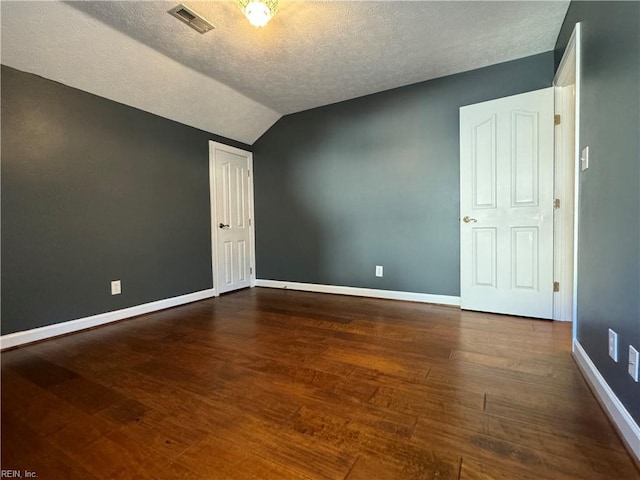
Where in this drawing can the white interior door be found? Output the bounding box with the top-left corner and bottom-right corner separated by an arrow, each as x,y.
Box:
460,88 -> 554,319
210,142 -> 254,295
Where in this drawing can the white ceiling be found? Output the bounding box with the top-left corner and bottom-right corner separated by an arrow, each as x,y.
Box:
1,1 -> 569,145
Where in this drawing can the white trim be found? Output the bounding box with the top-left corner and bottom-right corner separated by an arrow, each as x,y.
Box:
572,23 -> 582,342
573,340 -> 640,462
255,279 -> 460,306
552,84 -> 575,322
209,146 -> 219,296
552,23 -> 579,323
248,154 -> 256,289
209,141 -> 256,296
553,23 -> 582,335
0,289 -> 216,350
554,25 -> 578,86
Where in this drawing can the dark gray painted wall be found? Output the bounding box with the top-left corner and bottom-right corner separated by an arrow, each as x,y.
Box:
1,65 -> 249,335
555,2 -> 640,424
253,52 -> 554,296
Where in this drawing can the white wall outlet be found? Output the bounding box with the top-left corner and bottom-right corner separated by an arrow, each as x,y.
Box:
629,345 -> 639,382
111,280 -> 121,295
608,329 -> 618,362
375,265 -> 383,277
580,146 -> 589,171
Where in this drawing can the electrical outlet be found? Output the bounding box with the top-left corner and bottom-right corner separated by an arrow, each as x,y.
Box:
629,346 -> 639,382
581,146 -> 589,171
375,265 -> 383,277
111,280 -> 121,295
608,329 -> 618,362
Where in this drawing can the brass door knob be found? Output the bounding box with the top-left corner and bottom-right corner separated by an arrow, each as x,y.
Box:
462,216 -> 477,223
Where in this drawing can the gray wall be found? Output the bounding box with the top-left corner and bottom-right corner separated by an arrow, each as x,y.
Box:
253,52 -> 554,296
556,2 -> 640,424
1,65 -> 249,335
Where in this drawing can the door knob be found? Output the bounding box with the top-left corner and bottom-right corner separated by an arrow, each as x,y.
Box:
462,216 -> 477,223
219,223 -> 230,229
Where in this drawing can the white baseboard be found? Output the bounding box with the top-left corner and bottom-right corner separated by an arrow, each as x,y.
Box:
573,339 -> 640,462
0,288 -> 216,350
255,279 -> 460,307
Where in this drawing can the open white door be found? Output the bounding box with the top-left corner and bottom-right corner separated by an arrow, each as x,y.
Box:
460,88 -> 554,319
209,142 -> 255,295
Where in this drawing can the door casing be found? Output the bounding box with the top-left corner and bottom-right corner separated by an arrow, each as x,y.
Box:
553,22 -> 581,331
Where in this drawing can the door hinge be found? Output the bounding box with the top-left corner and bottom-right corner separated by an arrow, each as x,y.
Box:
248,218 -> 251,226
553,281 -> 560,292
554,114 -> 561,125
250,267 -> 253,275
554,198 -> 560,209
248,170 -> 251,177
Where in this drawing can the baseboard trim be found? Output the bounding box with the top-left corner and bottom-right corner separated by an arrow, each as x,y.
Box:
0,288 -> 216,350
573,339 -> 640,462
255,279 -> 460,306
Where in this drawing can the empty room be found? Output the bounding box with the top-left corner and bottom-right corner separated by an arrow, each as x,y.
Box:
1,0 -> 639,478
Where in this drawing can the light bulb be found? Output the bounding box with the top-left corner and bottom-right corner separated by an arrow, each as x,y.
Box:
239,0 -> 277,28
245,1 -> 271,27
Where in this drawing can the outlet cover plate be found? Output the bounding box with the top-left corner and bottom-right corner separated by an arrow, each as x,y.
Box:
375,265 -> 383,277
581,146 -> 589,171
111,280 -> 121,295
629,345 -> 639,382
608,328 -> 618,362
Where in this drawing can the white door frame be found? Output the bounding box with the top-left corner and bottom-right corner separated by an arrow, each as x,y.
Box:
553,23 -> 581,336
209,141 -> 256,296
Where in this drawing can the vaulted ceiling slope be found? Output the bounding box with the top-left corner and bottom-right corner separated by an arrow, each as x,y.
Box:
1,1 -> 279,145
1,1 -> 569,145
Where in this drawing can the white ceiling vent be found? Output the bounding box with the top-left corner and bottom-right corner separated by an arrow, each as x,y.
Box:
168,4 -> 214,34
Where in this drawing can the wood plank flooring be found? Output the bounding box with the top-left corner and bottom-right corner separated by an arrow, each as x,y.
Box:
2,288 -> 638,479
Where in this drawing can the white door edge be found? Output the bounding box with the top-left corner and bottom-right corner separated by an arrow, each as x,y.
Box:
553,23 -> 582,335
552,85 -> 575,322
209,141 -> 256,296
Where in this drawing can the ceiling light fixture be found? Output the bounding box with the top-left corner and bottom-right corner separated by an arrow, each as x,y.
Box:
238,0 -> 278,27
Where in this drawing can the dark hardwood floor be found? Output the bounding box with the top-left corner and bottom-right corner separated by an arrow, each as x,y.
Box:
2,288 -> 638,479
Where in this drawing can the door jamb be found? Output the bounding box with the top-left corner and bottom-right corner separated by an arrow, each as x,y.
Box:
552,23 -> 581,336
209,141 -> 256,297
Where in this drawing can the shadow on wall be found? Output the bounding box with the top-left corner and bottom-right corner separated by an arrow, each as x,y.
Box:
252,89 -> 461,295
252,117 -> 325,285
0,66 -> 243,336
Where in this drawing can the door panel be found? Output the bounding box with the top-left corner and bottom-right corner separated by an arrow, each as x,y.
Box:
511,227 -> 538,290
238,240 -> 247,282
223,241 -> 233,286
511,111 -> 539,206
472,228 -> 497,287
472,115 -> 497,209
460,88 -> 554,319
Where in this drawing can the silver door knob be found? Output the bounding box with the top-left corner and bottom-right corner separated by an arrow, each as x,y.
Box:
462,216 -> 477,223
219,223 -> 230,229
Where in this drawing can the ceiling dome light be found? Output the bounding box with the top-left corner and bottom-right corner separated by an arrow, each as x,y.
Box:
239,0 -> 278,27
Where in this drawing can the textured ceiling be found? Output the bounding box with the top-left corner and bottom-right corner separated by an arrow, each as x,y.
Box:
0,1 -> 279,144
1,1 -> 570,144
